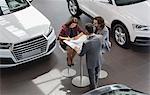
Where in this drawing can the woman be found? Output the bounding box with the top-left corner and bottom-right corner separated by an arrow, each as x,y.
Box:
93,16 -> 111,53
58,17 -> 84,67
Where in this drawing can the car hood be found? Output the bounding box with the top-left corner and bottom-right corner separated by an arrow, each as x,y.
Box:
118,0 -> 150,25
0,6 -> 50,43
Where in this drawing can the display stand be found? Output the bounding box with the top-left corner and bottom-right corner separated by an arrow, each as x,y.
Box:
58,42 -> 76,78
98,70 -> 108,79
61,66 -> 76,77
72,57 -> 90,87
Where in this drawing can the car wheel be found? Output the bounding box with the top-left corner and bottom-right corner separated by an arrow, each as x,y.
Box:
67,0 -> 82,17
112,23 -> 130,48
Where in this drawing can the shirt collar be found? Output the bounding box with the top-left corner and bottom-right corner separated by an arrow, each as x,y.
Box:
88,33 -> 96,39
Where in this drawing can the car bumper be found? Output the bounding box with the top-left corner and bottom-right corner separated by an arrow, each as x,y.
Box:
0,30 -> 56,68
133,37 -> 150,46
130,30 -> 150,46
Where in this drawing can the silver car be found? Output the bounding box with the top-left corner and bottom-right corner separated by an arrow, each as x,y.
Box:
82,84 -> 149,95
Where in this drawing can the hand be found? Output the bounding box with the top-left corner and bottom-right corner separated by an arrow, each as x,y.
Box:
59,36 -> 71,41
73,36 -> 79,40
108,41 -> 111,47
66,36 -> 71,41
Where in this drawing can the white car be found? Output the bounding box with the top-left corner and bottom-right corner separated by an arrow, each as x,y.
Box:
0,0 -> 56,68
66,0 -> 150,48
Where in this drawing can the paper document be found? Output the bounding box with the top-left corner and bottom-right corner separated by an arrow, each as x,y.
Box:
63,35 -> 87,53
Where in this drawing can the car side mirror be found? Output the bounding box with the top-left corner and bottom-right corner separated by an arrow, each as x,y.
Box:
28,0 -> 33,3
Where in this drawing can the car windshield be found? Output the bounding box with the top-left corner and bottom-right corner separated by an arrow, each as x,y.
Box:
115,0 -> 147,6
0,0 -> 29,16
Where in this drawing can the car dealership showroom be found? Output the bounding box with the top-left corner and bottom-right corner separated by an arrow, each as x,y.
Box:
0,0 -> 150,95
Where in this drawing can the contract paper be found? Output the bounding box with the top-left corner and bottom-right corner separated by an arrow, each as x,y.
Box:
63,35 -> 87,53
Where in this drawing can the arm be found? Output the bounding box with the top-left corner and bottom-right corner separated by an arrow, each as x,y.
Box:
77,25 -> 84,33
59,36 -> 71,40
73,32 -> 84,40
74,25 -> 85,40
100,31 -> 111,52
103,27 -> 110,41
58,25 -> 70,40
79,43 -> 88,56
103,27 -> 111,48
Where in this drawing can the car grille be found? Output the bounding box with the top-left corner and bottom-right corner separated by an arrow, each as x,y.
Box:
12,36 -> 47,61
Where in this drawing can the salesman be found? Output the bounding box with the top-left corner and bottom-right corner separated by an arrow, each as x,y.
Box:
75,23 -> 103,90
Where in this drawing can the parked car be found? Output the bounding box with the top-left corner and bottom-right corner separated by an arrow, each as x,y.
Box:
66,0 -> 150,48
0,0 -> 56,68
82,84 -> 148,95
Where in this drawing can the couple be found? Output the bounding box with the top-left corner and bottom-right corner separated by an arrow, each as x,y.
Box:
58,16 -> 111,90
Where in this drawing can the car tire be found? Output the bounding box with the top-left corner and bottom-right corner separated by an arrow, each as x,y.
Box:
112,23 -> 130,48
67,0 -> 82,17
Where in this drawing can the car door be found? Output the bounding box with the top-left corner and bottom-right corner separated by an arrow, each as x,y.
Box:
88,0 -> 116,27
78,0 -> 91,7
77,0 -> 98,17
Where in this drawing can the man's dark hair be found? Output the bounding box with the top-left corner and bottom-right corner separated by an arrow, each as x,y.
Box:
85,23 -> 94,34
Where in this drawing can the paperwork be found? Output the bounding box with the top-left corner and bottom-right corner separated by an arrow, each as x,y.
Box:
63,35 -> 87,53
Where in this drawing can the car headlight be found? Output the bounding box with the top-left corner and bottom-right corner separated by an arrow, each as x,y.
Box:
44,26 -> 53,37
0,43 -> 12,49
132,24 -> 150,31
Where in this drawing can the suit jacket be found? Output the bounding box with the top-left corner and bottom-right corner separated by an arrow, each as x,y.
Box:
79,34 -> 103,69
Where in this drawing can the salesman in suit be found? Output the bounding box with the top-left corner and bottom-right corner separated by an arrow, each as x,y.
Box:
75,23 -> 103,90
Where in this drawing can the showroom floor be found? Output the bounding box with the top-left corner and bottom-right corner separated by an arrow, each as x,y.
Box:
1,0 -> 150,95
